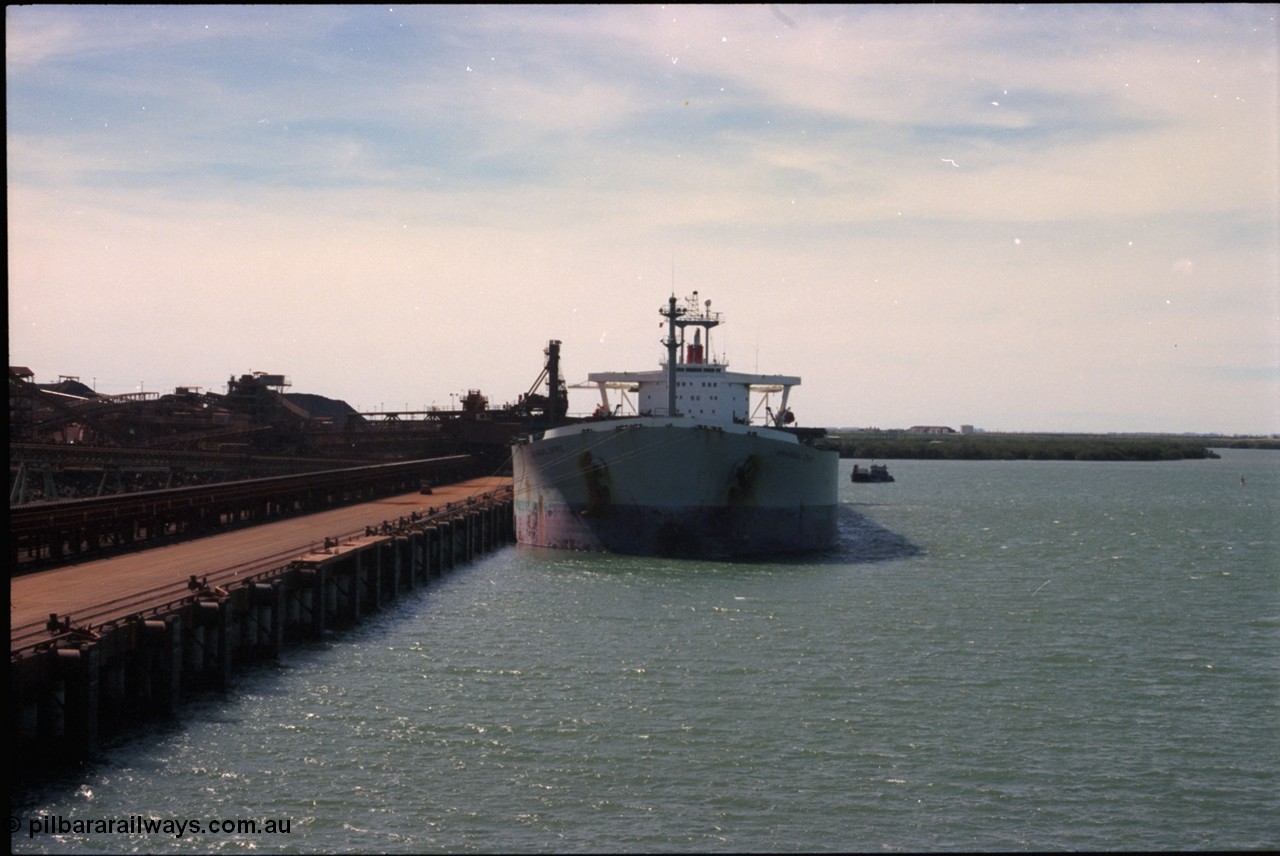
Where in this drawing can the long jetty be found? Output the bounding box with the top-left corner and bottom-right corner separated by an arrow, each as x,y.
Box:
10,471 -> 515,777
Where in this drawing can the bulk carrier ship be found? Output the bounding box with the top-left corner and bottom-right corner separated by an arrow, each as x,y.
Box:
511,293 -> 839,558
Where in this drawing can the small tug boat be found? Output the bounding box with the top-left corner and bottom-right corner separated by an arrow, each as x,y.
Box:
851,463 -> 895,483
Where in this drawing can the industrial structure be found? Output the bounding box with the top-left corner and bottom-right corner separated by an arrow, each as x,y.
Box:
10,345 -> 568,504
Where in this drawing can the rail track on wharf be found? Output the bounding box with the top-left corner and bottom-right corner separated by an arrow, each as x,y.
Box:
11,455 -> 477,571
10,476 -> 513,656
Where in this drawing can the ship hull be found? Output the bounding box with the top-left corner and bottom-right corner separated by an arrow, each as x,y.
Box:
512,419 -> 839,558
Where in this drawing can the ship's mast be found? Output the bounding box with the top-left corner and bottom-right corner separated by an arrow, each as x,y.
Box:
660,295 -> 684,417
675,291 -> 721,363
660,291 -> 723,418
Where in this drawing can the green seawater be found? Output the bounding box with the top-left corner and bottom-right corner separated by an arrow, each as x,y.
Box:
13,449 -> 1279,852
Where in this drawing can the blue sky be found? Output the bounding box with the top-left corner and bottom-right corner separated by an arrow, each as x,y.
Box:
8,4 -> 1278,433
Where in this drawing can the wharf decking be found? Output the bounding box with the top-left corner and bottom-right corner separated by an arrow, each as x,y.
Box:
11,476 -> 511,639
11,475 -> 515,776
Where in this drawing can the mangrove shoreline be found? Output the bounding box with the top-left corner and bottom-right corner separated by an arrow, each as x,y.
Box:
830,432 -> 1279,462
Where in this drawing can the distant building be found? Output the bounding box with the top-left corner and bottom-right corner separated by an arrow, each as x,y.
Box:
908,425 -> 956,435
